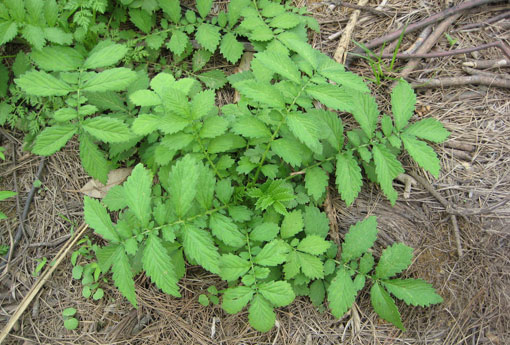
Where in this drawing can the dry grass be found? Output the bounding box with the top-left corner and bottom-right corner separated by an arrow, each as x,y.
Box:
1,0 -> 510,344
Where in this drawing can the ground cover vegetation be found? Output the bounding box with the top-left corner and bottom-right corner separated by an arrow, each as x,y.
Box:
0,0 -> 448,333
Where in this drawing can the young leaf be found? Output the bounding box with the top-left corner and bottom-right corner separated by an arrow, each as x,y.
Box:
209,213 -> 245,248
84,196 -> 119,243
111,245 -> 137,307
271,138 -> 307,167
44,27 -> 73,45
82,117 -> 132,143
158,0 -> 181,23
305,84 -> 353,112
327,267 -> 357,318
168,156 -> 199,218
286,112 -> 322,154
280,209 -> 304,238
32,125 -> 77,156
319,68 -> 369,93
129,90 -> 161,107
195,23 -> 220,53
222,286 -> 254,314
232,115 -> 272,139
208,134 -> 246,153
335,151 -> 362,206
401,134 -> 441,178
254,239 -> 290,266
183,224 -> 220,274
391,79 -> 416,131
30,46 -> 84,71
143,234 -> 181,297
0,21 -> 18,46
219,254 -> 251,281
103,186 -> 127,211
298,252 -> 324,279
220,32 -> 244,63
191,89 -> 216,120
259,280 -> 295,307
15,71 -> 73,96
81,68 -> 138,92
311,109 -> 343,150
21,24 -> 45,50
248,294 -> 276,332
351,91 -> 379,138
167,30 -> 189,55
197,70 -> 227,89
304,206 -> 329,239
341,216 -> 378,262
124,163 -> 153,226
372,144 -> 404,205
79,134 -> 109,184
132,114 -> 160,136
129,8 -> 152,33
84,42 -> 128,69
269,12 -> 300,29
255,50 -> 301,83
278,32 -> 318,68
359,252 -> 375,274
310,280 -> 326,306
403,118 -> 450,143
195,165 -> 215,210
234,80 -> 285,108
382,279 -> 443,307
375,243 -> 414,279
305,166 -> 328,201
370,282 -> 405,331
297,235 -> 331,256
196,0 -> 212,18
250,222 -> 279,242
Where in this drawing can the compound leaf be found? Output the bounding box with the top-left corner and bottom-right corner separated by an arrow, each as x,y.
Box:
401,134 -> 441,178
15,71 -> 73,96
183,224 -> 220,274
351,91 -> 379,138
327,267 -> 357,318
259,280 -> 295,307
254,239 -> 289,266
372,144 -> 404,205
84,42 -> 128,69
391,79 -> 416,131
280,209 -> 304,239
209,213 -> 245,248
341,216 -> 378,262
298,252 -> 324,279
79,133 -> 109,184
220,32 -> 243,63
234,80 -> 285,108
124,163 -> 152,226
84,196 -> 119,243
286,112 -> 322,154
32,125 -> 76,156
143,234 -> 181,297
335,151 -> 362,206
82,68 -> 137,92
305,166 -> 328,200
82,117 -> 132,143
248,294 -> 275,332
219,254 -> 251,281
305,84 -> 353,112
111,245 -> 137,307
403,118 -> 450,143
382,278 -> 443,307
222,286 -> 254,314
232,115 -> 271,139
375,243 -> 414,279
30,46 -> 84,71
196,0 -> 212,18
168,156 -> 199,218
255,50 -> 300,83
297,235 -> 330,256
371,282 -> 405,331
304,206 -> 329,239
196,23 -> 220,53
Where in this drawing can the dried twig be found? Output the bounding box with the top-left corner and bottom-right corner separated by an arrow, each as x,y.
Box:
345,0 -> 504,66
334,0 -> 369,64
326,1 -> 392,16
455,10 -> 510,31
411,75 -> 510,88
404,26 -> 433,54
463,58 -> 509,69
462,65 -> 510,79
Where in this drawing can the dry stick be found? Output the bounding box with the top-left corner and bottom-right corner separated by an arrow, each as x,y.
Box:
454,10 -> 510,31
345,0 -> 505,67
326,0 -> 392,16
334,0 -> 369,64
403,25 -> 433,54
463,65 -> 510,79
412,75 -> 510,88
463,58 -> 509,68
0,223 -> 89,343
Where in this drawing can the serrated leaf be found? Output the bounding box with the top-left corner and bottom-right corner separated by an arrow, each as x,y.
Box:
255,50 -> 300,83
305,84 -> 353,112
167,30 -> 189,55
234,80 -> 285,108
43,27 -> 73,45
259,280 -> 295,307
372,144 -> 404,205
219,254 -> 251,281
382,279 -> 443,307
250,222 -> 279,242
403,118 -> 450,143
197,70 -> 227,89
370,282 -> 405,331
131,114 -> 159,135
111,245 -> 137,307
79,134 -> 109,184
183,224 -> 220,274
335,151 -> 362,207
192,49 -> 212,72
402,134 -> 441,178
32,125 -> 76,156
196,0 -> 212,18
327,267 -> 357,318
129,8 -> 152,33
209,213 -> 245,248
129,90 -> 161,107
391,79 -> 416,131
304,206 -> 329,239
310,280 -> 326,306
223,285 -> 254,314
248,294 -> 275,332
254,239 -> 289,266
158,0 -> 180,23
341,216 -> 378,262
30,47 -> 84,71
298,252 -> 324,279
278,32 -> 318,69
82,117 -> 132,143
143,234 -> 181,297
103,185 -> 127,211
82,68 -> 138,92
305,167 -> 328,200
375,243 -> 414,279
311,109 -> 343,150
21,24 -> 45,50
86,92 -> 127,112
269,12 -> 300,29
195,23 -> 220,53
286,112 -> 322,154
271,138 -> 308,167
220,32 -> 243,63
280,209 -> 304,238
351,91 -> 379,138
15,71 -> 73,96
232,115 -> 271,139
359,252 -> 375,274
124,163 -> 152,225
195,164 -> 215,210
84,42 -> 128,69
191,89 -> 215,120
208,133 -> 246,154
84,196 -> 119,242
0,21 -> 18,46
297,235 -> 330,255
168,155 -> 199,218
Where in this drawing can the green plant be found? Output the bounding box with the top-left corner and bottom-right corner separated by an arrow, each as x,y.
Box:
32,257 -> 47,277
62,307 -> 79,330
71,236 -> 105,300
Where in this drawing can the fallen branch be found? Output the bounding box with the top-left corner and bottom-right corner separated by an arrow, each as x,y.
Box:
403,26 -> 433,54
454,10 -> 510,31
334,0 -> 369,64
463,58 -> 509,68
462,65 -> 510,79
326,1 -> 392,16
411,75 -> 510,88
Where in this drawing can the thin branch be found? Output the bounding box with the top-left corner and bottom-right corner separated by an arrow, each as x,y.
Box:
334,0 -> 369,64
454,10 -> 510,31
325,1 -> 392,16
463,58 -> 510,69
411,75 -> 510,89
462,65 -> 510,79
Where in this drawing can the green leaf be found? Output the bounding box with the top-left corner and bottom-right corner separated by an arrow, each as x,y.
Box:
248,294 -> 275,332
44,0 -> 58,26
167,30 -> 189,55
305,167 -> 328,200
0,191 -> 16,201
259,281 -> 295,307
235,79 -> 286,108
208,133 -> 246,154
84,42 -> 128,69
402,134 -> 441,178
21,24 -> 45,50
195,23 -> 220,53
298,252 -> 324,279
209,213 -> 245,248
310,280 -> 326,306
95,244 -> 119,273
12,51 -> 30,77
327,267 -> 357,318
335,151 -> 362,206
192,49 -> 212,72
0,21 -> 18,46
222,286 -> 254,314
219,254 -> 251,281
82,68 -> 138,92
271,138 -> 307,167
297,235 -> 330,255
158,0 -> 180,23
278,32 -> 318,69
131,114 -> 159,136
168,155 -> 199,218
232,115 -> 271,139
197,70 -> 227,89
283,251 -> 300,279
351,91 -> 379,138
375,243 -> 413,279
191,89 -> 216,120
84,196 -> 119,243
32,125 -> 76,156
370,282 -> 405,331
44,27 -> 73,45
255,50 -> 300,83
286,112 -> 322,154
64,318 -> 78,330
312,109 -> 343,150
250,222 -> 279,242
198,294 -> 209,306
82,117 -> 132,143
196,0 -> 212,18
318,62 -> 369,93
15,71 -> 73,96
143,234 -> 181,297
341,216 -> 378,262
129,8 -> 152,33
372,144 -> 404,205
391,79 -> 416,131
111,245 -> 138,307
305,84 -> 353,112
129,90 -> 161,107
220,32 -> 243,63
254,239 -> 289,266
103,186 -> 127,211
62,307 -> 77,317
381,114 -> 393,137
359,252 -> 375,274
403,118 -> 450,143
183,224 -> 220,274
269,12 -> 300,29
79,134 -> 109,184
304,206 -> 329,239
30,46 -> 84,72
195,164 -> 215,210
280,209 -> 304,238
383,279 -> 443,307
123,163 -> 152,226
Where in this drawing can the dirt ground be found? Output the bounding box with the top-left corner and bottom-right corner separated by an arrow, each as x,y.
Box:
1,0 -> 509,344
